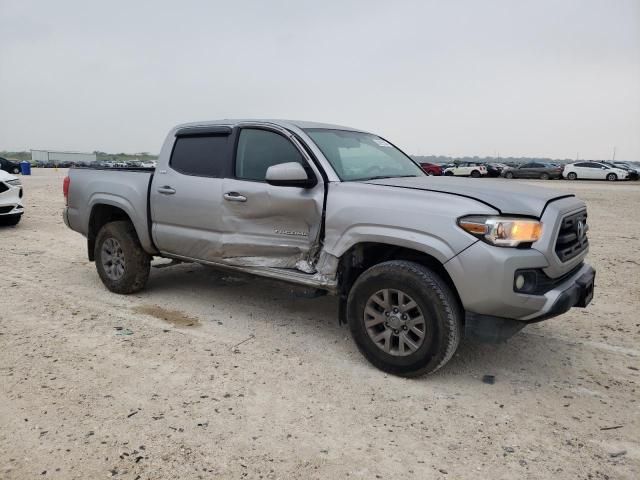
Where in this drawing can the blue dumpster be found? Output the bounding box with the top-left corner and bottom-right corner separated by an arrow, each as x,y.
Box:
20,161 -> 31,175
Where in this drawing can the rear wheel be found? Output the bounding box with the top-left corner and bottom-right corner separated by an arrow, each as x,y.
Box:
12,167 -> 20,174
567,172 -> 577,180
504,171 -> 514,179
347,260 -> 462,377
470,170 -> 481,178
95,221 -> 151,294
606,173 -> 617,181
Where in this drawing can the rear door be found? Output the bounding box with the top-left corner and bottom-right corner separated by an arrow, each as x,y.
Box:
517,163 -> 535,178
150,127 -> 233,261
454,163 -> 469,176
572,162 -> 590,179
220,125 -> 325,269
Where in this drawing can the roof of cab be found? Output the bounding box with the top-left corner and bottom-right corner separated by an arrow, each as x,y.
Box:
173,119 -> 366,133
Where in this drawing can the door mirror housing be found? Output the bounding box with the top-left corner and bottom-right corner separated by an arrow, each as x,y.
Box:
265,162 -> 317,188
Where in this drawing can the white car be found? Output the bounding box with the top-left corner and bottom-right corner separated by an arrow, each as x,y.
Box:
443,162 -> 488,178
0,169 -> 24,225
563,161 -> 629,181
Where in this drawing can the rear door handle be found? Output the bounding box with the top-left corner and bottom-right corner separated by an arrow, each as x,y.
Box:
157,186 -> 176,195
223,192 -> 247,202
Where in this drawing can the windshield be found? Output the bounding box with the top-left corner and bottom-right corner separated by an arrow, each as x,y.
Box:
305,129 -> 424,181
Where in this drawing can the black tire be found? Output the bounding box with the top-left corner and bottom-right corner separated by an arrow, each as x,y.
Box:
12,167 -> 20,174
0,214 -> 21,226
540,172 -> 550,180
347,260 -> 462,377
444,171 -> 453,176
94,221 -> 151,294
504,171 -> 514,179
606,173 -> 617,181
470,170 -> 481,178
567,172 -> 577,180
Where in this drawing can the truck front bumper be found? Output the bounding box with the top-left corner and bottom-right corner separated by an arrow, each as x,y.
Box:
464,264 -> 595,342
444,240 -> 595,343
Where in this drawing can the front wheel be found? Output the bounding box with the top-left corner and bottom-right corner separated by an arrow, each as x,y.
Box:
606,173 -> 617,181
504,171 -> 514,179
347,260 -> 462,377
567,172 -> 577,180
95,221 -> 151,294
12,167 -> 20,174
540,172 -> 550,180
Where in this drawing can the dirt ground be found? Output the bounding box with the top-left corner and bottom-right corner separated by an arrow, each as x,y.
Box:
1,169 -> 639,479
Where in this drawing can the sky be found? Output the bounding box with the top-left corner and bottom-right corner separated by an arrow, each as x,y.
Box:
1,0 -> 639,160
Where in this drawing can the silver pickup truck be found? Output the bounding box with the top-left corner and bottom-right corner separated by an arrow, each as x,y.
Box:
63,120 -> 595,376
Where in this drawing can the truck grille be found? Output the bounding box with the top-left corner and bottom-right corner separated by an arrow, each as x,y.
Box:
555,210 -> 588,262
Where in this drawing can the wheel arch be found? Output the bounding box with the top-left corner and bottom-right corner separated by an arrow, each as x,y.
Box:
88,203 -> 138,261
335,242 -> 463,324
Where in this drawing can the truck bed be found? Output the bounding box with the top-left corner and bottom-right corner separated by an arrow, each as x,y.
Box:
64,167 -> 156,254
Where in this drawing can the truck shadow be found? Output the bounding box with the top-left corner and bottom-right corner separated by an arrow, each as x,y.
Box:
144,263 -> 575,382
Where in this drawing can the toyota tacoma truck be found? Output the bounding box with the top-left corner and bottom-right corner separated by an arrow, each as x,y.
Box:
63,120 -> 595,376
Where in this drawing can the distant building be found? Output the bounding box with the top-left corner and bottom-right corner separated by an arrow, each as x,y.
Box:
31,149 -> 97,164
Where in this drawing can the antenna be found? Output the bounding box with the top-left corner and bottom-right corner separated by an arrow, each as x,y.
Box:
612,146 -> 616,162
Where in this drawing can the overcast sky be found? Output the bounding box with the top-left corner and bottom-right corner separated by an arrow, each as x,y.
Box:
1,0 -> 639,160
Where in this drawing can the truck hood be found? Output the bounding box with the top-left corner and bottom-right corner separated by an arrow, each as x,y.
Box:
364,176 -> 574,217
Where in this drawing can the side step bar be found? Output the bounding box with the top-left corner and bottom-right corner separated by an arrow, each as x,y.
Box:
161,252 -> 338,293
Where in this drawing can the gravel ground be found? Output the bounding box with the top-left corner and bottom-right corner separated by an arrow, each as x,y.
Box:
1,169 -> 639,479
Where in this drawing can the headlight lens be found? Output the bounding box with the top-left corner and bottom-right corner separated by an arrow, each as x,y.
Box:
6,179 -> 21,186
458,216 -> 542,247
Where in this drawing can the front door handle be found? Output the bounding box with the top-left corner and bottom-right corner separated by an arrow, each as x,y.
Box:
157,186 -> 176,195
223,192 -> 247,202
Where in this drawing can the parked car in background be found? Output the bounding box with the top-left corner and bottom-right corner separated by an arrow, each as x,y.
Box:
483,163 -> 507,177
609,162 -> 639,180
418,162 -> 442,176
502,162 -> 563,180
0,156 -> 21,174
443,162 -> 487,177
563,161 -> 629,181
0,169 -> 24,225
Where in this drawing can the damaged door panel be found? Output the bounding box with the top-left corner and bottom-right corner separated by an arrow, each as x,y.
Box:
219,127 -> 325,271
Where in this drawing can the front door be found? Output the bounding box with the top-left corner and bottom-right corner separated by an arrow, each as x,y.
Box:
150,128 -> 233,261
219,126 -> 324,270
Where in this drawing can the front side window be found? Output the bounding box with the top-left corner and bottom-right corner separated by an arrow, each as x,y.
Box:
235,129 -> 305,181
305,129 -> 424,181
170,135 -> 230,177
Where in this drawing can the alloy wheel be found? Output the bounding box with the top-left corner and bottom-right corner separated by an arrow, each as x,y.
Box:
364,289 -> 427,356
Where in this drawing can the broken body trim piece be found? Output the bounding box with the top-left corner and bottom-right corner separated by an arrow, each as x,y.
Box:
161,251 -> 339,292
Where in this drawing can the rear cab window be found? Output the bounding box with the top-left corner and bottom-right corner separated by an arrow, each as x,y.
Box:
170,133 -> 231,177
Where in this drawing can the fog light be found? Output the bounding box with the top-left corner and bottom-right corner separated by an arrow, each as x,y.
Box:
515,274 -> 525,290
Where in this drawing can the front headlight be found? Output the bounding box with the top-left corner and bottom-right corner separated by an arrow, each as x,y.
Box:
6,179 -> 21,186
458,216 -> 542,247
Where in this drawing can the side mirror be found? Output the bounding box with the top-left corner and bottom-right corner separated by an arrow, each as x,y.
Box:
266,162 -> 317,188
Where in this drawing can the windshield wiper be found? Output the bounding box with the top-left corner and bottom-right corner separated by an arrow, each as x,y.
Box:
360,174 -> 420,181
